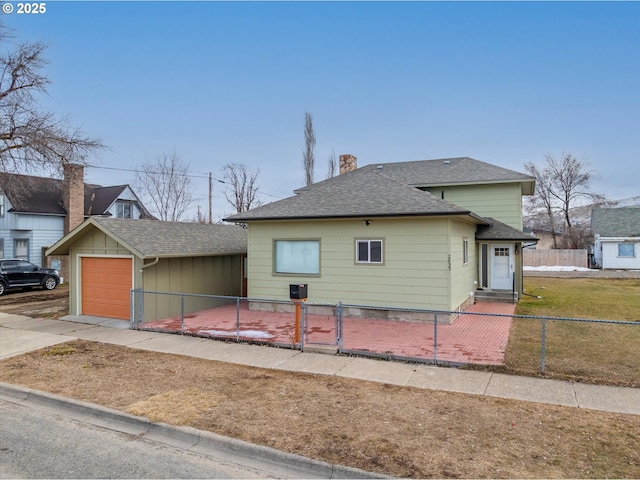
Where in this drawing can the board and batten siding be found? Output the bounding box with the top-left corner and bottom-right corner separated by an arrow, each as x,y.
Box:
247,217 -> 476,311
67,228 -> 139,316
424,183 -> 524,230
140,255 -> 243,322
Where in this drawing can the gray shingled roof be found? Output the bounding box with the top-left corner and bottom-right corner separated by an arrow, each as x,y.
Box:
296,157 -> 536,195
225,169 -> 482,222
476,217 -> 538,242
591,208 -> 640,237
48,217 -> 247,258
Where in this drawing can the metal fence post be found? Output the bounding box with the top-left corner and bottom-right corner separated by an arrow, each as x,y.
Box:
541,318 -> 547,373
129,289 -> 135,328
337,302 -> 343,351
236,297 -> 241,341
433,312 -> 438,362
180,294 -> 185,335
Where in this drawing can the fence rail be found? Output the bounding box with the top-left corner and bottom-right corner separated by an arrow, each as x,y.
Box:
130,289 -> 639,385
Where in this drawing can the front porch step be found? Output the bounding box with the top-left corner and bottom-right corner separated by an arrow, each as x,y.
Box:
474,290 -> 517,304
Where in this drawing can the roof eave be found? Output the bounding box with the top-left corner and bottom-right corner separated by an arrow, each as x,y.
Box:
413,178 -> 536,195
224,211 -> 480,223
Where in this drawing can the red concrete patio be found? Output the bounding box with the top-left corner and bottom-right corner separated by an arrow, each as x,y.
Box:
137,301 -> 515,366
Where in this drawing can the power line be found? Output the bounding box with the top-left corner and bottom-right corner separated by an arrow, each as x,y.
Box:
86,163 -> 225,183
86,163 -> 287,200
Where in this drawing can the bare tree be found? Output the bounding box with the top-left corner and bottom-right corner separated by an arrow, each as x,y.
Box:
326,149 -> 336,179
302,111 -> 315,186
135,151 -> 194,222
525,152 -> 605,248
222,162 -> 260,214
0,23 -> 103,174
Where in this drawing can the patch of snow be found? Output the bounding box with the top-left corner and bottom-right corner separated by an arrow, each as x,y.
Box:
198,329 -> 274,339
524,265 -> 592,272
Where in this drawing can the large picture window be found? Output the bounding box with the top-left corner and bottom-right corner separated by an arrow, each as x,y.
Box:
356,239 -> 383,264
618,243 -> 636,257
274,240 -> 320,275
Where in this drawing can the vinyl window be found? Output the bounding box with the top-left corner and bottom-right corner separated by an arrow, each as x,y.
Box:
356,239 -> 383,264
274,240 -> 320,275
618,243 -> 636,257
463,238 -> 469,264
116,201 -> 132,219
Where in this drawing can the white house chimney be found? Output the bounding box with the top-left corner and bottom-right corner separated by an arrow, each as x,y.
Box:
63,163 -> 85,235
339,154 -> 357,175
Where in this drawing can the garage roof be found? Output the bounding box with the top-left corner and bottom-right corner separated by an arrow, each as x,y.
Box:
46,217 -> 248,259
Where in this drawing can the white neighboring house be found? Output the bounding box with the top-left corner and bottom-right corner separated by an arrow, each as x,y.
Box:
591,207 -> 640,270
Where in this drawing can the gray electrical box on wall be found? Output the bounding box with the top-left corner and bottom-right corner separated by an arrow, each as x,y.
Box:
289,284 -> 308,299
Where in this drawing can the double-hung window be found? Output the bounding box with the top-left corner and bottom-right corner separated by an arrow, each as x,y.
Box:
274,240 -> 320,275
356,239 -> 383,264
116,201 -> 132,219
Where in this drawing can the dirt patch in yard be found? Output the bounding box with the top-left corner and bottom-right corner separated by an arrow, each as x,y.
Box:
1,339 -> 638,479
0,286 -> 69,318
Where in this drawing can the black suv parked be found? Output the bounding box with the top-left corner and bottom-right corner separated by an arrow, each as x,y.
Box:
0,259 -> 60,296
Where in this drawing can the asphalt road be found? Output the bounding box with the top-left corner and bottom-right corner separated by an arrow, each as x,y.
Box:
0,398 -> 310,479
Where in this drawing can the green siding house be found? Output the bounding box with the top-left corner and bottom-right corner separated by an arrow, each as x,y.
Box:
225,157 -> 537,312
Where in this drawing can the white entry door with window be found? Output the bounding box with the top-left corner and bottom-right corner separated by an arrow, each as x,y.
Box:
490,244 -> 514,290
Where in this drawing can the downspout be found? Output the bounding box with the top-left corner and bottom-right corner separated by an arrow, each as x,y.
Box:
140,257 -> 159,272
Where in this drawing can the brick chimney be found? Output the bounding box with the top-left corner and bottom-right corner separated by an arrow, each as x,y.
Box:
339,154 -> 357,175
63,163 -> 85,234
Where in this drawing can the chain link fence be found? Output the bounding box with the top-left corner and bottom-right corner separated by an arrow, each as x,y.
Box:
130,289 -> 639,385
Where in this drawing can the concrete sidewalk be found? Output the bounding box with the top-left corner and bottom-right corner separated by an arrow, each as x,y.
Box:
1,312 -> 639,416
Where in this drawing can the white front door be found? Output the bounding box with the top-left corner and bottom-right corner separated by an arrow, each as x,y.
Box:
490,244 -> 514,290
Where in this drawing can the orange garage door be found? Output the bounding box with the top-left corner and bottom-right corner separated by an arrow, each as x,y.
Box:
82,257 -> 132,320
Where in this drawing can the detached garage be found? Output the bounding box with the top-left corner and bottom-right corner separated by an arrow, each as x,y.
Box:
46,218 -> 248,322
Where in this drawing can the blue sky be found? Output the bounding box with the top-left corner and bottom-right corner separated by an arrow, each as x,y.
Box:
4,1 -> 639,220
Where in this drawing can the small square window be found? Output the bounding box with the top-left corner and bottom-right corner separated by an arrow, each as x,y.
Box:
618,243 -> 635,257
356,240 -> 383,264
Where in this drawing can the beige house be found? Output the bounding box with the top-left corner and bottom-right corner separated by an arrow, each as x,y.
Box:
47,218 -> 247,320
225,156 -> 537,311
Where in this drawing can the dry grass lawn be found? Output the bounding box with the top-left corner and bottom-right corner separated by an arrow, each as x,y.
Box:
1,340 -> 639,478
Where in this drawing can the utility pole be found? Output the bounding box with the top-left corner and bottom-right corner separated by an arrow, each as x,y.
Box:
209,172 -> 213,224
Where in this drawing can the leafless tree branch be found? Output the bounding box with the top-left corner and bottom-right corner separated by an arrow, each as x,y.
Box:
0,22 -> 104,173
222,162 -> 261,214
524,152 -> 605,249
134,151 -> 194,222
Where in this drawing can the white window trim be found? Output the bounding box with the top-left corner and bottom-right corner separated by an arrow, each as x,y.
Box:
356,239 -> 384,264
